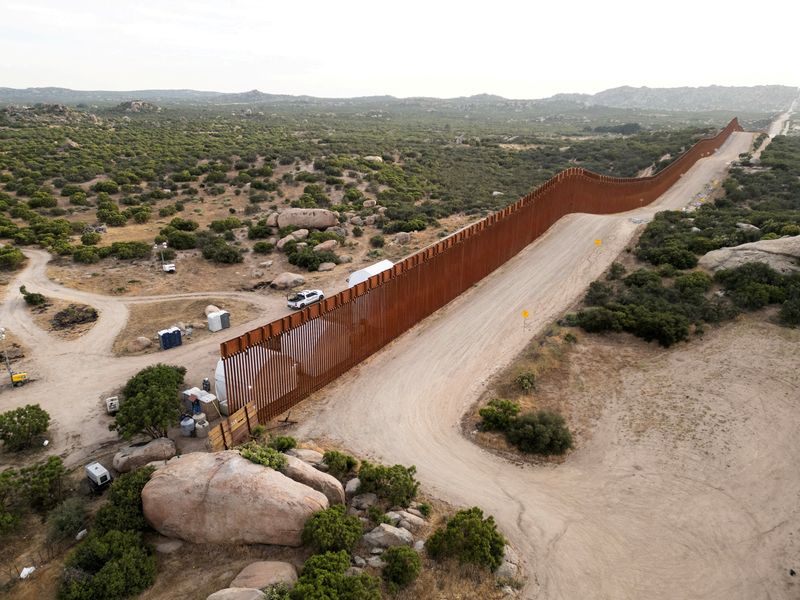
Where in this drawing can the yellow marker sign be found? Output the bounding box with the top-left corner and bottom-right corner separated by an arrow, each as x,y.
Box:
521,310 -> 529,319
594,239 -> 602,246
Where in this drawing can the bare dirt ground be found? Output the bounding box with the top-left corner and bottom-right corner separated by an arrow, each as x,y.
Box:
26,297 -> 97,341
112,297 -> 261,356
290,131 -> 800,599
3,129 -> 785,599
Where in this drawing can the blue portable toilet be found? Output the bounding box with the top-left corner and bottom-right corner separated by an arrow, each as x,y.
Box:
158,326 -> 182,350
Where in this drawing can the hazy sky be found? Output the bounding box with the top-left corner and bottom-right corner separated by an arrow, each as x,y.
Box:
1,0 -> 796,98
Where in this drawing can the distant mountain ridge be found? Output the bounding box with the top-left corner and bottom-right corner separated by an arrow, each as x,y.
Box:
0,84 -> 796,113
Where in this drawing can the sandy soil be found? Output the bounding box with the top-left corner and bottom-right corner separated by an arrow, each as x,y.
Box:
291,131 -> 792,599
1,129 -> 781,599
112,297 -> 261,356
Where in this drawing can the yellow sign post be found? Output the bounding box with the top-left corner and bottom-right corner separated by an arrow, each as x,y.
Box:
594,239 -> 602,246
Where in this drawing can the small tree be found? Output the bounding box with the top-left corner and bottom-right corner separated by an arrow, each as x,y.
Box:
0,404 -> 50,451
383,546 -> 421,590
302,505 -> 363,553
19,455 -> 67,512
111,365 -> 185,439
478,399 -> 520,432
47,497 -> 87,544
358,461 -> 419,508
426,507 -> 506,571
505,411 -> 573,455
93,466 -> 155,535
19,285 -> 47,306
59,530 -> 156,600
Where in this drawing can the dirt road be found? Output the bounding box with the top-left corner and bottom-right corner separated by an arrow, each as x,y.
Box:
752,93 -> 797,161
294,131 -> 771,598
0,250 -> 288,467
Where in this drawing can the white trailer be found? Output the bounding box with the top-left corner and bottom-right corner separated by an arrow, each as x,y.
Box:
346,259 -> 393,288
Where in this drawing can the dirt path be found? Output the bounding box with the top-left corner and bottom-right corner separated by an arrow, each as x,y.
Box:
293,131 -> 768,599
752,93 -> 798,161
0,250 -> 289,468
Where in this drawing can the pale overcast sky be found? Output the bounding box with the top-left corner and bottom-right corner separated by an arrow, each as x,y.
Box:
0,0 -> 796,98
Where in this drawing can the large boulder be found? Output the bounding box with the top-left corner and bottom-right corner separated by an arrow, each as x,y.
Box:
113,438 -> 176,473
362,523 -> 414,549
230,561 -> 298,589
276,234 -> 295,250
286,448 -> 324,465
314,240 -> 339,253
699,235 -> 800,274
317,262 -> 336,272
270,272 -> 305,290
277,209 -> 338,230
207,589 -> 265,600
266,212 -> 279,227
127,336 -> 152,353
142,451 -> 328,546
282,455 -> 345,506
292,229 -> 309,241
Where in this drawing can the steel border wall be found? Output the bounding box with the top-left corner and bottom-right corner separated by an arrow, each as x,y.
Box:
211,118 -> 742,447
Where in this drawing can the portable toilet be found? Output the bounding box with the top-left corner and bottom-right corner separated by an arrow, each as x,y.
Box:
208,310 -> 230,332
158,326 -> 182,350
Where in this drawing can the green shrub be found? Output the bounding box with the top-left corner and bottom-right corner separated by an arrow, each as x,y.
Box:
323,450 -> 358,479
585,281 -> 613,306
19,284 -> 47,306
292,551 -> 380,600
111,365 -> 185,440
268,436 -> 297,452
47,497 -> 87,544
367,504 -> 390,525
505,411 -> 573,455
369,235 -> 384,248
780,294 -> 800,326
0,468 -> 21,535
352,225 -> 363,237
674,271 -> 713,294
302,505 -> 363,553
109,241 -> 151,260
167,217 -> 198,231
72,245 -> 100,264
19,455 -> 66,512
383,546 -> 421,589
80,232 -> 101,246
606,262 -> 626,280
288,247 -> 338,271
0,245 -> 25,270
416,502 -> 432,518
514,371 -> 536,393
93,467 -> 155,535
357,461 -> 419,508
239,442 -> 288,470
0,404 -> 50,451
253,241 -> 274,254
426,507 -> 506,571
202,237 -> 243,263
59,530 -> 156,600
166,230 -> 197,250
263,583 -> 292,600
478,399 -> 520,432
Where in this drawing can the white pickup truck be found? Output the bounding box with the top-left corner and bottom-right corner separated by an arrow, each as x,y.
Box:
287,289 -> 324,309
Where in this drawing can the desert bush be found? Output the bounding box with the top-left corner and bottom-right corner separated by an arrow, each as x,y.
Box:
323,450 -> 358,479
426,507 -> 506,571
263,583 -> 291,600
292,550 -> 380,600
0,404 -> 50,451
606,262 -> 626,280
59,529 -> 156,600
515,371 -> 536,393
201,237 -> 243,263
165,229 -> 197,250
72,245 -> 100,263
19,455 -> 67,512
19,284 -> 46,306
367,504 -> 391,525
585,281 -> 614,306
52,305 -> 98,329
0,245 -> 25,270
109,241 -> 151,260
288,247 -> 338,271
417,502 -> 432,518
478,399 -> 520,432
505,411 -> 573,455
357,461 -> 419,508
780,293 -> 800,326
0,469 -> 21,535
302,505 -> 363,553
111,364 -> 185,439
93,467 -> 155,535
80,232 -> 101,245
47,497 -> 87,544
239,442 -> 288,470
267,436 -> 297,452
383,545 -> 421,589
253,241 -> 274,254
369,235 -> 384,248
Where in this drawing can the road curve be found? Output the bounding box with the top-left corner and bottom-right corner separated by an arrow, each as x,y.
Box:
295,131 -> 757,599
